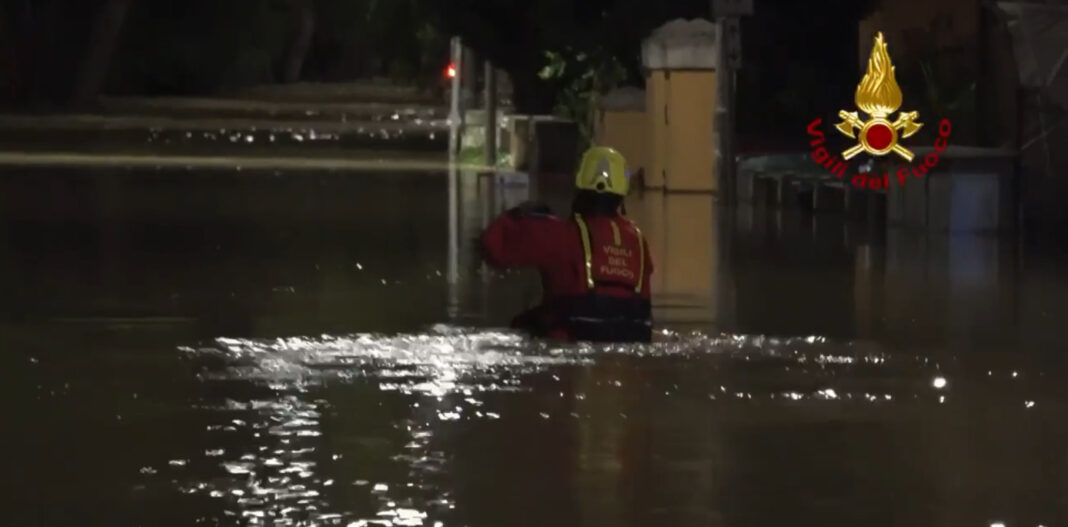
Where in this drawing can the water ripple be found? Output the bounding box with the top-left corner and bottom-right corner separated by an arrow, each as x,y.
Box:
167,325 -> 1018,525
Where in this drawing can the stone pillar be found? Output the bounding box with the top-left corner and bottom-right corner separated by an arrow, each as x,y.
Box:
641,19 -> 719,192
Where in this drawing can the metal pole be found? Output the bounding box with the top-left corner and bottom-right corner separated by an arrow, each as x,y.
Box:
484,61 -> 498,167
448,36 -> 463,156
446,37 -> 462,319
480,172 -> 493,319
725,38 -> 737,206
716,18 -> 738,206
447,154 -> 460,319
715,19 -> 728,201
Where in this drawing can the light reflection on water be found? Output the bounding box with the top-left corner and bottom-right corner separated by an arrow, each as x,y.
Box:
7,166 -> 1068,525
178,326 -> 556,525
165,325 -> 962,526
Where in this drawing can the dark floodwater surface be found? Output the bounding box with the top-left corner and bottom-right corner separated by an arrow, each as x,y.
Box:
4,167 -> 1068,527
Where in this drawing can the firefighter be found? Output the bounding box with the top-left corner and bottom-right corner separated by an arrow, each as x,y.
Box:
480,146 -> 653,342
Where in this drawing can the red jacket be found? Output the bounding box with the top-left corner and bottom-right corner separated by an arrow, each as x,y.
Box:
481,210 -> 654,340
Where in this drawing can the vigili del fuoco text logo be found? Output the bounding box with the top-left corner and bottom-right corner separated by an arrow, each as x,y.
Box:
806,32 -> 951,190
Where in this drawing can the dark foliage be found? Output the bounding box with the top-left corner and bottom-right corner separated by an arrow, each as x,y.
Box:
0,0 -> 882,141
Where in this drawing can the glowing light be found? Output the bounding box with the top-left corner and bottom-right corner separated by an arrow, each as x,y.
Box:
445,63 -> 457,79
932,376 -> 947,389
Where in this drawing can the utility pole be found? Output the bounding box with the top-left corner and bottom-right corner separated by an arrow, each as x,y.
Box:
712,0 -> 751,205
448,36 -> 464,156
447,36 -> 462,319
484,61 -> 498,167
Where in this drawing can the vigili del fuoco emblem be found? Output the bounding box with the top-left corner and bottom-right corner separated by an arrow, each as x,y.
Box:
835,32 -> 922,162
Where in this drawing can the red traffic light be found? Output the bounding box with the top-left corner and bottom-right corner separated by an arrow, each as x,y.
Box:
445,63 -> 457,79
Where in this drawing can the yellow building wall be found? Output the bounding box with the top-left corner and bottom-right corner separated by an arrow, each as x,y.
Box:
626,191 -> 666,295
660,193 -> 716,310
644,71 -> 668,189
666,71 -> 718,192
645,70 -> 718,192
596,110 -> 648,180
625,191 -> 717,324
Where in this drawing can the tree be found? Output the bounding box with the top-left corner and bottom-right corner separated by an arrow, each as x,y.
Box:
426,0 -> 554,112
425,0 -> 710,113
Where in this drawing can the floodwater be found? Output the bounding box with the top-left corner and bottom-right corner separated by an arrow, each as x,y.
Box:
3,165 -> 1068,527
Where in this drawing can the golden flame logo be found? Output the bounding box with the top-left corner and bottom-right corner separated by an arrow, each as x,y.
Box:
855,33 -> 902,117
835,32 -> 922,161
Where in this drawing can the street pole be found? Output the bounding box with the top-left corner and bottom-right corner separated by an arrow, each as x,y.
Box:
484,61 -> 498,167
448,36 -> 463,156
715,19 -> 729,204
712,1 -> 750,205
447,159 -> 459,317
716,18 -> 739,206
447,36 -> 462,320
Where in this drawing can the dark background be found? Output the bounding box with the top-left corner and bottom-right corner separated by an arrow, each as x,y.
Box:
0,0 -> 880,143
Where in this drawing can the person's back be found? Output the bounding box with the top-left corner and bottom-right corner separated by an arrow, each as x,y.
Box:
480,147 -> 654,343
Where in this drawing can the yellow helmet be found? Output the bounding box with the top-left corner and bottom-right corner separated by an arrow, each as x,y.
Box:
574,146 -> 629,196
